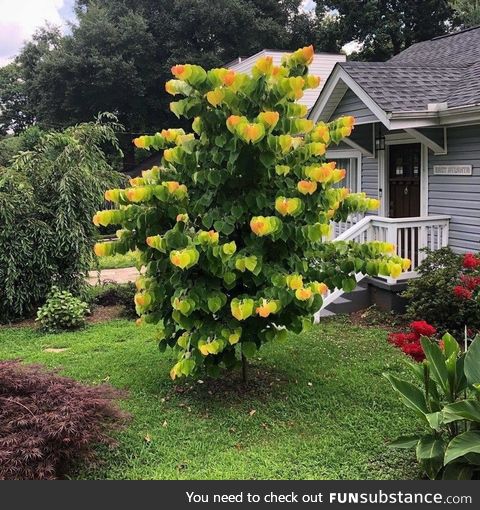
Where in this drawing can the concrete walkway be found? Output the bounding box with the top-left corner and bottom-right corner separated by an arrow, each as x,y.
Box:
87,266 -> 142,285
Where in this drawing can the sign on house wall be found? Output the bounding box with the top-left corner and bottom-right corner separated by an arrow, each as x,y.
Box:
433,165 -> 472,176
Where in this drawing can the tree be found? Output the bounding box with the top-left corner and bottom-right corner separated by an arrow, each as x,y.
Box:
0,116 -> 125,321
11,1 -> 321,170
0,126 -> 44,167
93,48 -> 410,380
0,63 -> 34,136
450,0 -> 480,27
316,0 -> 456,60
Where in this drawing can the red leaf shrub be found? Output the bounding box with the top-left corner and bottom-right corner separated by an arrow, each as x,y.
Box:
0,360 -> 128,480
388,321 -> 437,362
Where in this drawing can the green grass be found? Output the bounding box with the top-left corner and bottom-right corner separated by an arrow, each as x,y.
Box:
0,316 -> 421,480
92,251 -> 141,270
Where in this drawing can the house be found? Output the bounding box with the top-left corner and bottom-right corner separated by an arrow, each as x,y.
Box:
310,26 -> 480,316
227,49 -> 346,111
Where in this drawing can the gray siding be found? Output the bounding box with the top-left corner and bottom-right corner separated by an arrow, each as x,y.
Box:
429,125 -> 480,253
361,155 -> 379,199
330,89 -> 378,124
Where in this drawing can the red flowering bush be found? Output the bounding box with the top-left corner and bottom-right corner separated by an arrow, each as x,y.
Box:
463,252 -> 480,269
388,321 -> 437,362
404,248 -> 480,337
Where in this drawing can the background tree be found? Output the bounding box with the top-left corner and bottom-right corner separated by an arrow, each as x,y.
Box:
11,0 -> 324,170
450,0 -> 480,27
0,116 -> 125,322
0,63 -> 34,136
0,126 -> 44,168
316,0 -> 456,60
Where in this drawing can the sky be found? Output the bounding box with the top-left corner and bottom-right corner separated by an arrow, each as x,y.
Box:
0,0 -> 354,68
0,0 -> 75,66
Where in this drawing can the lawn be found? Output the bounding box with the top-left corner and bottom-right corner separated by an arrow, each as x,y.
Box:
92,251 -> 141,270
0,316 -> 420,480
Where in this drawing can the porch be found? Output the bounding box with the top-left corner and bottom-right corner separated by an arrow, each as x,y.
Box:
332,214 -> 451,282
315,214 -> 451,319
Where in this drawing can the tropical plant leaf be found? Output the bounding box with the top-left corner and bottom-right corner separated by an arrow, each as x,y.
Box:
442,463 -> 473,480
465,334 -> 480,386
426,411 -> 443,431
388,435 -> 421,449
444,431 -> 480,465
383,373 -> 429,418
416,435 -> 444,480
443,400 -> 480,424
420,337 -> 449,394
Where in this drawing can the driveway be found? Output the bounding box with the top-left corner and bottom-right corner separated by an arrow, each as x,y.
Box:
87,266 -> 143,285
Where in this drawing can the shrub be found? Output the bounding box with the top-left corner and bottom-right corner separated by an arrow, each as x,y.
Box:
0,116 -> 125,322
88,282 -> 136,318
0,360 -> 127,480
36,287 -> 90,332
384,333 -> 480,480
404,248 -> 480,336
93,47 -> 410,380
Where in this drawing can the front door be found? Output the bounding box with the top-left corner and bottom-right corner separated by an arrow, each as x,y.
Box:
389,144 -> 421,218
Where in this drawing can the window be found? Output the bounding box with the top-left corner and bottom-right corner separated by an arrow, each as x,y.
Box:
327,157 -> 359,192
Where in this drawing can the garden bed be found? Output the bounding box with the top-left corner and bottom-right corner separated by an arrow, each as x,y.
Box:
0,316 -> 420,480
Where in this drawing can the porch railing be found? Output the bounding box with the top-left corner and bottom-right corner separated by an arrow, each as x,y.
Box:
316,215 -> 450,319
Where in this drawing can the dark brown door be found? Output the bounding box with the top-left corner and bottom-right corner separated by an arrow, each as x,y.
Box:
389,144 -> 421,218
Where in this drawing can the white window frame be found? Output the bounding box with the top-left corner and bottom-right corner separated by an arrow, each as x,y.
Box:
325,149 -> 362,193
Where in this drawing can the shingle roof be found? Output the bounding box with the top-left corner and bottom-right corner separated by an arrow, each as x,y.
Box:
339,26 -> 480,113
389,25 -> 480,68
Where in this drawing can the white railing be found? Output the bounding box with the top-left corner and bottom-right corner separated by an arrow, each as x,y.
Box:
316,215 -> 450,319
331,212 -> 365,238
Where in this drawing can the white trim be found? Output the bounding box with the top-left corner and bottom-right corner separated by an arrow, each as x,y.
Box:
382,141 -> 428,218
309,67 -> 391,128
421,144 -> 429,217
325,149 -> 362,193
378,149 -> 387,216
404,128 -> 447,155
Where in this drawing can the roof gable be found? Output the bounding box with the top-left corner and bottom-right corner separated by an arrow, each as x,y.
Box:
227,49 -> 346,110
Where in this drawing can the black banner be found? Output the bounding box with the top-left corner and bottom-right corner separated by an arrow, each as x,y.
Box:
2,480 -> 479,509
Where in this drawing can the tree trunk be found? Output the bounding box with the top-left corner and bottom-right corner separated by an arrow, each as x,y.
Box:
242,354 -> 248,384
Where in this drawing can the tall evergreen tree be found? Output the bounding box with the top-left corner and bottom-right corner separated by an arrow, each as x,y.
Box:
316,0 -> 457,61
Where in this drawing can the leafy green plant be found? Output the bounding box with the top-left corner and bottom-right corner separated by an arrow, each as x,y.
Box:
404,248 -> 480,336
87,282 -> 137,318
36,286 -> 90,332
0,115 -> 125,322
93,47 -> 410,380
384,333 -> 480,479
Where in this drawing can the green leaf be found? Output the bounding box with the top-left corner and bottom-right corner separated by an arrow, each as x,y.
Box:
341,277 -> 356,293
443,400 -> 480,424
388,435 -> 421,449
444,431 -> 480,465
242,342 -> 257,359
426,411 -> 443,431
442,332 -> 460,360
465,334 -> 480,386
442,463 -> 473,480
420,337 -> 449,395
416,435 -> 445,480
207,296 -> 223,313
383,373 -> 429,418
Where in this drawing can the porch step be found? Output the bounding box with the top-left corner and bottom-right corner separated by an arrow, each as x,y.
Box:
319,281 -> 370,317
